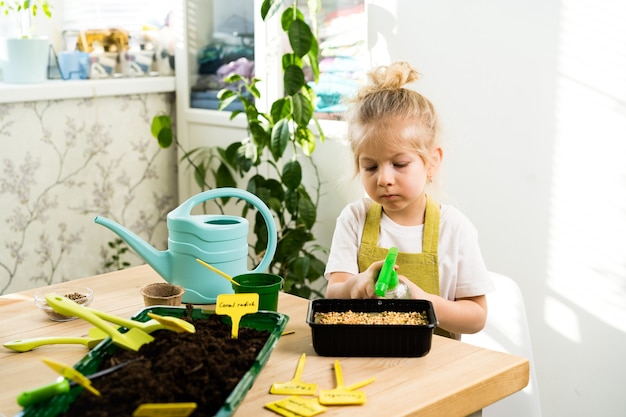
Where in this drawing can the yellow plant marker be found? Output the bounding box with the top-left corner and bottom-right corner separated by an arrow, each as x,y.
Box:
132,403 -> 197,416
41,357 -> 100,397
270,353 -> 318,395
215,293 -> 259,338
265,402 -> 305,417
196,258 -> 240,286
266,396 -> 327,417
318,360 -> 376,406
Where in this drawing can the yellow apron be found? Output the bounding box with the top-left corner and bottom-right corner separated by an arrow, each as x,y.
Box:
358,196 -> 453,338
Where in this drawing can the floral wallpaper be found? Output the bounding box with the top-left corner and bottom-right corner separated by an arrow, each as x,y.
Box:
0,93 -> 178,295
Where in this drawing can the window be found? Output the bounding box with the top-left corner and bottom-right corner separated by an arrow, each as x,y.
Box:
60,0 -> 177,33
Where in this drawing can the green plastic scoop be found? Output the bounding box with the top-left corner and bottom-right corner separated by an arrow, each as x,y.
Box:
17,357 -> 141,407
45,294 -> 154,352
85,308 -> 195,337
85,311 -> 195,342
4,336 -> 104,352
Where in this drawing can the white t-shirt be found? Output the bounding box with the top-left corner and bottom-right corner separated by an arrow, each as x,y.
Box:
324,198 -> 495,300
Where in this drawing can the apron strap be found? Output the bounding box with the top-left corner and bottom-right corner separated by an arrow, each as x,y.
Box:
362,202 -> 381,245
422,195 -> 439,255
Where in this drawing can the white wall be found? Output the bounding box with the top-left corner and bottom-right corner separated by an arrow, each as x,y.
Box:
361,1 -> 625,416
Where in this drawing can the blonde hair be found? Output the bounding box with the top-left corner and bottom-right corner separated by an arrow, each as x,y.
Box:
345,61 -> 441,173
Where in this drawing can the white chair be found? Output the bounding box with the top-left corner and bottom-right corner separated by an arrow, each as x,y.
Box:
462,272 -> 542,417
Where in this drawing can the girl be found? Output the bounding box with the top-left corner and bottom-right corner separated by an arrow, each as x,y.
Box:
324,61 -> 494,338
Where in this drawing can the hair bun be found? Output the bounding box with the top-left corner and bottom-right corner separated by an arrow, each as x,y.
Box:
370,61 -> 420,90
356,61 -> 420,99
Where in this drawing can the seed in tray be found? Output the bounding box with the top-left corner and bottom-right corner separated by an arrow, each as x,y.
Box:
313,310 -> 429,325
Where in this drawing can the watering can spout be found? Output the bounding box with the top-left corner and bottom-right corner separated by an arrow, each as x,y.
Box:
94,216 -> 171,280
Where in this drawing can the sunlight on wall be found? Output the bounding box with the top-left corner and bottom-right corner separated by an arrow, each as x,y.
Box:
548,0 -> 626,334
544,296 -> 581,343
367,1 -> 395,66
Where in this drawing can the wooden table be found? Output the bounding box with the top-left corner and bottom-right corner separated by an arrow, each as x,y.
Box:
0,265 -> 529,417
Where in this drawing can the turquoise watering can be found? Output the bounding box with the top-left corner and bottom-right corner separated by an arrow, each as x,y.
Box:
94,188 -> 277,304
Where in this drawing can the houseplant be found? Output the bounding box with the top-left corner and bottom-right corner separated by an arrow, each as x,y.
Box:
0,0 -> 53,83
151,0 -> 329,299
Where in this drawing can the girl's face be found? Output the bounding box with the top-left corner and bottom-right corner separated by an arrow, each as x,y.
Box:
357,122 -> 441,226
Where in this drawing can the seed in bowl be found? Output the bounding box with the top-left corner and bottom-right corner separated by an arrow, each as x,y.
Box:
34,287 -> 94,321
313,310 -> 429,325
64,292 -> 89,302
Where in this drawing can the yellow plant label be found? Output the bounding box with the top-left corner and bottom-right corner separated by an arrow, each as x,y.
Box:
318,388 -> 367,405
132,403 -> 197,416
216,293 -> 259,338
266,396 -> 327,417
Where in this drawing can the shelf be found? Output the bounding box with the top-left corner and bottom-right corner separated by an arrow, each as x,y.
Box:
0,76 -> 176,103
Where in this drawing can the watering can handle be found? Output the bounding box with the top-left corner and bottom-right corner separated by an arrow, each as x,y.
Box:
172,188 -> 278,273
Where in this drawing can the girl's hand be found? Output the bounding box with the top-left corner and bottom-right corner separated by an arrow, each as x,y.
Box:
398,275 -> 428,299
326,260 -> 385,299
396,275 -> 488,334
349,260 -> 385,299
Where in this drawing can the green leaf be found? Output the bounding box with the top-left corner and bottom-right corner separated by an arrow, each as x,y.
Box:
306,38 -> 320,82
264,178 -> 285,200
270,98 -> 292,123
248,82 -> 261,99
221,142 -> 242,169
238,141 -> 258,171
301,84 -> 316,102
229,109 -> 243,120
292,256 -> 311,279
193,161 -> 208,189
265,196 -> 281,215
279,227 -> 309,257
312,116 -> 326,143
41,1 -> 51,18
298,189 -> 317,228
261,0 -> 282,20
282,160 -> 302,190
246,174 -> 265,196
242,98 -> 260,120
288,18 -> 313,58
223,73 -> 243,83
281,53 -> 302,71
284,65 -> 305,96
157,128 -> 173,149
270,119 -> 290,160
306,255 -> 326,280
280,6 -> 305,31
254,184 -> 273,204
296,126 -> 316,155
290,285 -> 312,299
249,121 -> 270,149
217,89 -> 235,100
285,268 -> 305,288
218,94 -> 239,111
292,92 -> 313,126
253,210 -> 271,255
284,188 -> 299,215
216,162 -> 237,188
150,115 -> 171,139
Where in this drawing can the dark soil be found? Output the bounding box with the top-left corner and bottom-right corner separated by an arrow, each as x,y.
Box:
59,314 -> 270,417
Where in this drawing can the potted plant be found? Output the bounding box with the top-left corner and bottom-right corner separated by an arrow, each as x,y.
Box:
151,0 -> 329,299
0,0 -> 53,83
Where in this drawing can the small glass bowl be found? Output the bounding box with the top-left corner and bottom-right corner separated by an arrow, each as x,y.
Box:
34,286 -> 94,321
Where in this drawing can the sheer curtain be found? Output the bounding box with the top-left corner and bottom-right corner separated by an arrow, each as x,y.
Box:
60,0 -> 176,32
0,1 -> 180,46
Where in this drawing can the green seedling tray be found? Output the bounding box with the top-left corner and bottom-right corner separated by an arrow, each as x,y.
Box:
17,306 -> 289,417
